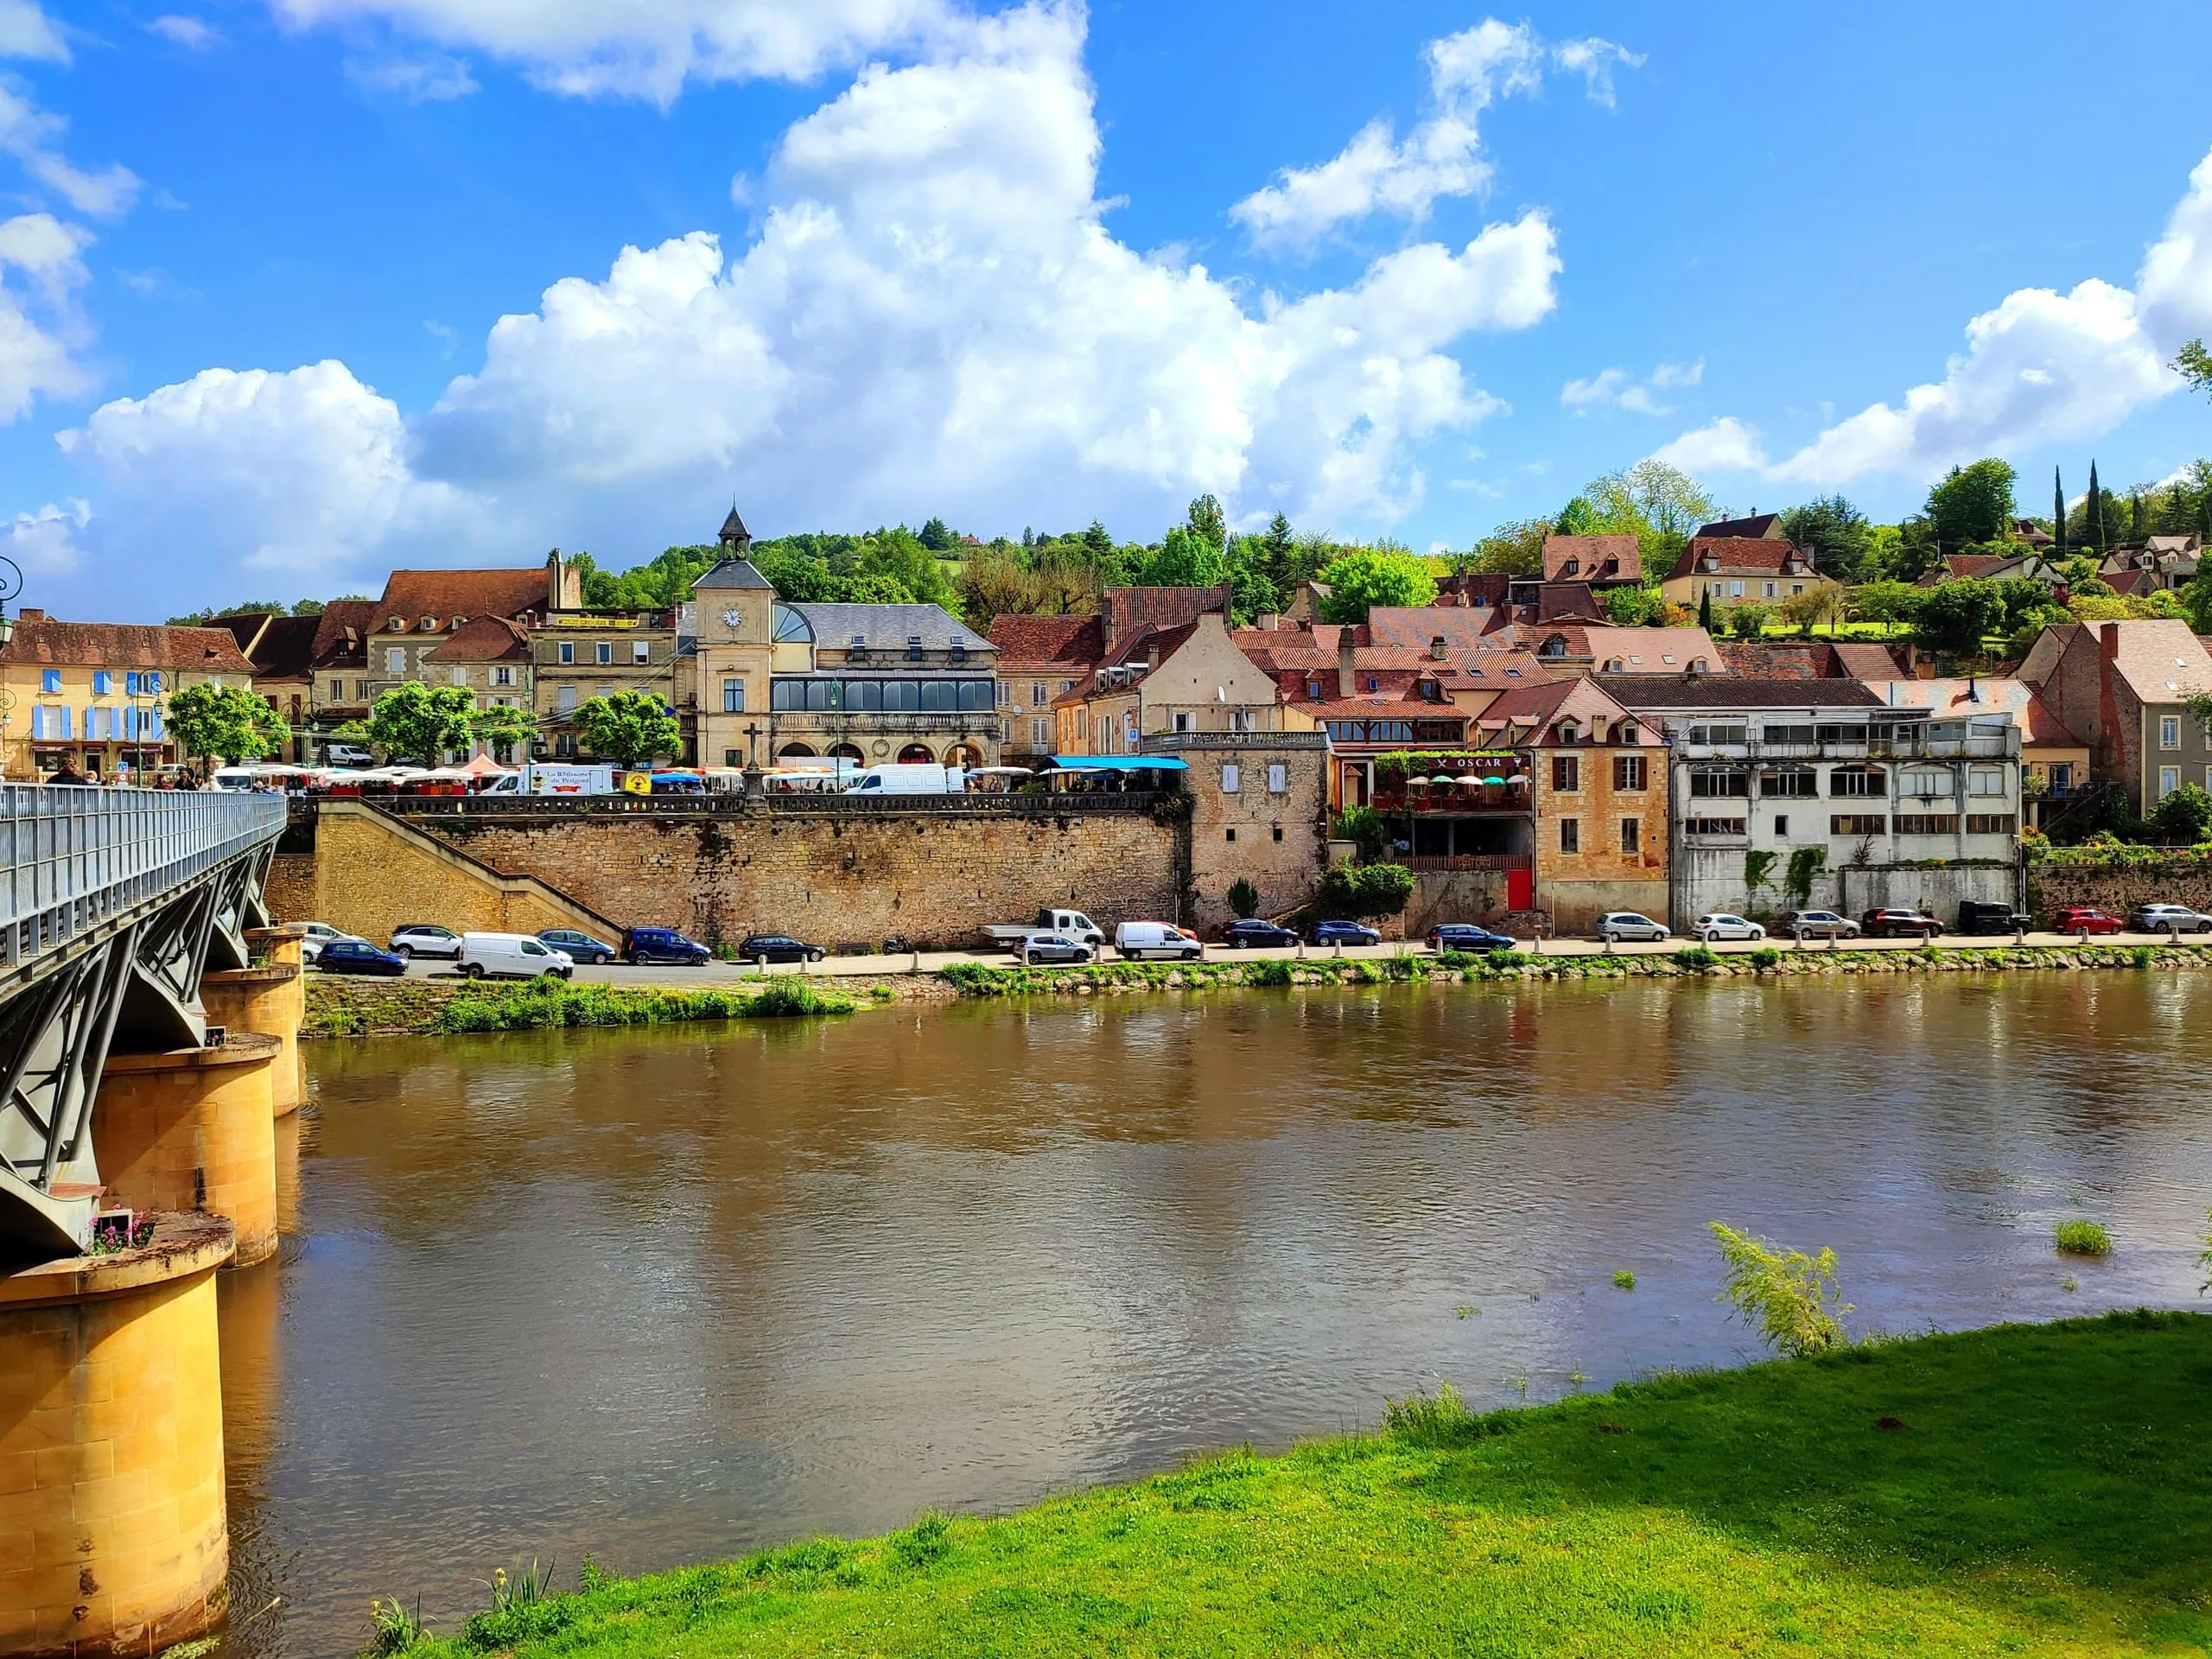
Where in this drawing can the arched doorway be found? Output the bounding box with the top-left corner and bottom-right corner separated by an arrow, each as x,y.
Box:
828,743 -> 864,762
778,741 -> 817,759
944,743 -> 982,769
897,743 -> 935,763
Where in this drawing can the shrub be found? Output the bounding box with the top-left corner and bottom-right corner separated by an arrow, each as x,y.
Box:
2055,1219 -> 2112,1256
1315,861 -> 1415,918
1246,958 -> 1294,987
366,1596 -> 428,1655
1749,945 -> 1782,971
1332,806 -> 1389,861
1784,846 -> 1827,906
1708,1221 -> 1852,1358
1613,1269 -> 1637,1291
1675,944 -> 1719,971
1226,877 -> 1261,919
1382,1382 -> 1473,1446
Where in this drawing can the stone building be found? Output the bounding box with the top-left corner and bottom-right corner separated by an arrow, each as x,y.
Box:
2020,620 -> 2212,812
0,611 -> 256,779
1052,612 -> 1282,757
1660,537 -> 1837,619
1145,730 -> 1330,930
530,609 -> 678,757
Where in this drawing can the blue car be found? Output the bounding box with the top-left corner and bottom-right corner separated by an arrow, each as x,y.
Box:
1427,922 -> 1517,953
538,927 -> 617,966
623,926 -> 712,965
316,938 -> 408,976
1311,919 -> 1382,946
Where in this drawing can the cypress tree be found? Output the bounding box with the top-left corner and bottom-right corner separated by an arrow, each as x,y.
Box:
2052,466 -> 2066,564
1699,588 -> 1713,632
2087,461 -> 2104,554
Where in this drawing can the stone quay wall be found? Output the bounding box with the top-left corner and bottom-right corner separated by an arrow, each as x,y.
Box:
2027,855 -> 2212,921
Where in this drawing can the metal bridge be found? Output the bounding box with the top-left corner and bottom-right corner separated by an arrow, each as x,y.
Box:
0,785 -> 286,1262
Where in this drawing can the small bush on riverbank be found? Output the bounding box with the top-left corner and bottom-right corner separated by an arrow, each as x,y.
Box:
312,976 -> 858,1037
383,1313 -> 2212,1659
1380,1382 -> 1474,1445
2056,1219 -> 2113,1256
1710,1221 -> 1852,1357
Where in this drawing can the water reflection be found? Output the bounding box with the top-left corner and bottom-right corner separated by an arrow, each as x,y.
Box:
224,976 -> 2212,1657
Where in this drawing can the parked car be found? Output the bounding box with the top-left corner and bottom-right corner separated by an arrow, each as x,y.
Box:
1694,913 -> 1765,943
2130,902 -> 2212,936
1312,919 -> 1382,947
738,933 -> 827,964
1594,912 -> 1670,944
622,926 -> 712,965
1956,899 -> 2032,936
537,927 -> 618,965
1780,909 -> 1860,940
315,939 -> 407,976
2050,906 -> 2123,936
323,742 -> 372,767
389,923 -> 463,960
1860,907 -> 1942,939
1224,918 -> 1300,948
1427,922 -> 1517,951
297,921 -> 364,963
458,932 -> 575,980
1020,931 -> 1095,965
1116,921 -> 1204,960
982,908 -> 1106,952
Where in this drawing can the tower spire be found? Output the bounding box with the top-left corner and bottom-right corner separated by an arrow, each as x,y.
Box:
718,499 -> 752,556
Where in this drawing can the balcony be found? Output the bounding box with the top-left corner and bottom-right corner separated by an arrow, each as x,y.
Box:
1676,733 -> 2020,762
1371,780 -> 1532,813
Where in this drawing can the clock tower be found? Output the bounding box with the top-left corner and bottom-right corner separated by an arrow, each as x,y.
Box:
690,505 -> 779,766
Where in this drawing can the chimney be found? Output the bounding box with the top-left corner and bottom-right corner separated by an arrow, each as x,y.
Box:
1146,641 -> 1161,671
1254,612 -> 1279,632
1430,634 -> 1448,662
1337,627 -> 1357,698
18,607 -> 42,621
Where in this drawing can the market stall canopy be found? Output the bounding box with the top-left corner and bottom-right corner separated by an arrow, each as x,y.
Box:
1045,756 -> 1190,771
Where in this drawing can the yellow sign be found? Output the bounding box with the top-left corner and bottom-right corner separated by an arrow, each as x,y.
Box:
620,771 -> 652,795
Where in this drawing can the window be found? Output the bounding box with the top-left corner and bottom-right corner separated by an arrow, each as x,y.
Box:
450,667 -> 468,688
92,671 -> 110,695
1559,818 -> 1580,854
1773,814 -> 1789,837
1613,753 -> 1647,791
1762,582 -> 1777,599
1031,716 -> 1051,749
1273,824 -> 1283,842
633,640 -> 651,664
1032,681 -> 1047,706
1729,581 -> 1744,597
40,669 -> 59,693
1759,766 -> 1817,798
1619,818 -> 1640,855
558,641 -> 575,664
1684,817 -> 1745,837
1707,581 -> 1721,596
1968,766 -> 2005,797
494,666 -> 513,687
1762,723 -> 1815,745
1306,678 -> 1323,700
725,748 -> 741,766
1895,814 -> 1961,835
1552,754 -> 1580,791
722,679 -> 744,714
353,678 -> 365,701
126,672 -> 141,696
1791,583 -> 1806,596
1830,813 -> 1888,835
1966,814 -> 2017,835
1829,766 -> 1885,798
1558,721 -> 1580,745
596,641 -> 613,665
1898,767 -> 1950,798
1225,827 -> 1236,842
1689,769 -> 1747,797
1173,712 -> 1192,733
1364,676 -> 1379,692
2160,765 -> 2181,798
807,679 -> 842,712
1268,763 -> 1287,794
385,648 -> 405,674
557,685 -> 577,713
906,635 -> 925,661
1221,763 -> 1241,793
2162,715 -> 2183,749
1686,723 -> 1748,746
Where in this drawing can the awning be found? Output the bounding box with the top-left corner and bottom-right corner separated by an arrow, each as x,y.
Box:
1046,755 -> 1190,771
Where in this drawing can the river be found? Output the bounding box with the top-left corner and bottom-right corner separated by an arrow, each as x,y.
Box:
216,974 -> 2212,1656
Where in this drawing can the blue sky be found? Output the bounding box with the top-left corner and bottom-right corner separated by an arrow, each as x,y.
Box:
1,0 -> 2209,618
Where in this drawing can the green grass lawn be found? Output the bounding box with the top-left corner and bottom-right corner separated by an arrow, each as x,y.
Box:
397,1312 -> 2212,1657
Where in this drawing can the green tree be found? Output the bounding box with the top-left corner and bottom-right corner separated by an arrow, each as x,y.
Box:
162,682 -> 289,766
1779,495 -> 1872,582
1727,601 -> 1770,639
1226,877 -> 1261,920
917,516 -> 957,551
1554,495 -> 1601,535
1915,577 -> 2007,658
1925,459 -> 2017,550
575,690 -> 681,768
2176,340 -> 2212,398
1465,518 -> 1549,575
1698,588 -> 1714,632
1136,524 -> 1229,588
2150,782 -> 2212,845
1314,549 -> 1437,623
2182,566 -> 2212,636
1605,583 -> 1668,626
2086,460 -> 2107,554
468,703 -> 536,762
1184,493 -> 1227,550
1849,580 -> 1923,633
1316,862 -> 1415,918
1223,534 -> 1281,623
850,525 -> 955,609
2052,467 -> 2067,566
1586,460 -> 1718,563
365,682 -> 479,766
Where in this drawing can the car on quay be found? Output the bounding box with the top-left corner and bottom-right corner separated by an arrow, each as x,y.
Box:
738,933 -> 827,964
1594,912 -> 1670,944
297,921 -> 365,963
1957,899 -> 2033,936
1312,919 -> 1382,947
2050,906 -> 2124,936
2130,902 -> 2212,936
315,939 -> 407,976
1223,918 -> 1300,949
1427,922 -> 1518,952
1019,931 -> 1096,965
622,926 -> 712,965
458,932 -> 575,980
389,923 -> 463,961
1780,909 -> 1860,940
1861,907 -> 1942,940
537,928 -> 619,965
1694,913 -> 1765,943
1116,921 -> 1204,961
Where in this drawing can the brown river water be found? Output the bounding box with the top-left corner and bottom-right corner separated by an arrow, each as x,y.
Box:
215,974 -> 2212,1656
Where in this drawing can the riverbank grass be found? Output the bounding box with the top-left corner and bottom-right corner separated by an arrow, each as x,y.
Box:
306,976 -> 855,1037
398,1311 -> 2212,1657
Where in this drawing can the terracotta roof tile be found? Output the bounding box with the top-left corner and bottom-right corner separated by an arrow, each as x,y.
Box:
1666,537 -> 1819,581
423,615 -> 530,663
1541,534 -> 1642,582
374,567 -> 550,633
986,613 -> 1103,668
2,617 -> 255,674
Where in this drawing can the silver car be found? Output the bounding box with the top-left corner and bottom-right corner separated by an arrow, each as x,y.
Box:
2131,903 -> 2212,936
1783,909 -> 1861,940
1020,932 -> 1096,966
1694,913 -> 1766,942
1596,912 -> 1670,943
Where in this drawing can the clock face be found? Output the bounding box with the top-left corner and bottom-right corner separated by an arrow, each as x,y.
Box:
721,609 -> 741,629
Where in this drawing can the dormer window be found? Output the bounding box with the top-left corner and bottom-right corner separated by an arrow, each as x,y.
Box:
1698,553 -> 1719,572
1306,678 -> 1322,699
950,639 -> 968,664
1420,680 -> 1439,702
452,616 -> 467,629
419,616 -> 437,632
1605,658 -> 1625,671
1471,593 -> 1489,607
1365,676 -> 1379,692
906,634 -> 924,662
1539,634 -> 1567,658
1560,721 -> 1580,744
1561,556 -> 1580,576
850,634 -> 868,661
387,616 -> 405,632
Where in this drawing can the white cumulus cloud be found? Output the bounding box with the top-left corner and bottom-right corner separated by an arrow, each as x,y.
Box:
346,51 -> 480,99
0,82 -> 141,218
0,0 -> 65,62
0,211 -> 91,420
266,0 -> 957,103
1649,416 -> 1767,474
1561,358 -> 1700,415
0,494 -> 86,573
1230,17 -> 1637,253
148,15 -> 222,48
51,4 -> 1560,603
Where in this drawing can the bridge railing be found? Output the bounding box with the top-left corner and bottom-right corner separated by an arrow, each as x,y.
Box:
1,787 -> 287,971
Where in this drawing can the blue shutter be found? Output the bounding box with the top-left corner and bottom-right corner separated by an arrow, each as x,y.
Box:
146,709 -> 162,740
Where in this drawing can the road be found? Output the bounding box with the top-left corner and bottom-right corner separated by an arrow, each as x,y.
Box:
335,928 -> 2211,991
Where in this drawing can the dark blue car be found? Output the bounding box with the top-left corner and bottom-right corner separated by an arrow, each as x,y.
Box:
1311,920 -> 1382,946
317,939 -> 408,976
1427,922 -> 1517,953
623,926 -> 712,965
1223,918 -> 1300,948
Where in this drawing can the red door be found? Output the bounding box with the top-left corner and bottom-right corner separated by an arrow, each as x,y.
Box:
1507,866 -> 1533,911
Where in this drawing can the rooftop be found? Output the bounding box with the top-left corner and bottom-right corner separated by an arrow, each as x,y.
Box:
1594,675 -> 1884,711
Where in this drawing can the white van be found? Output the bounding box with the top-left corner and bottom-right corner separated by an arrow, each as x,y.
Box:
1116,921 -> 1203,961
847,765 -> 963,795
458,932 -> 575,980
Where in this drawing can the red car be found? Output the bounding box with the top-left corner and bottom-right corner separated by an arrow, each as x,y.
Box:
2050,906 -> 2123,936
1861,907 -> 1942,939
